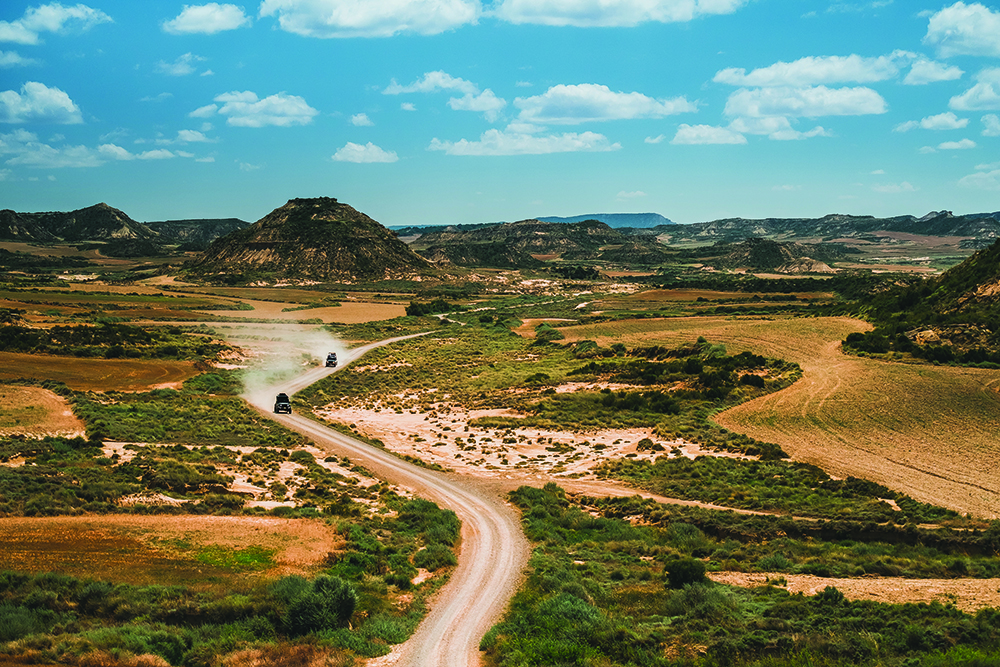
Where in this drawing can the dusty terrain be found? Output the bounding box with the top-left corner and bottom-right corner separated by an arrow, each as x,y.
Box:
0,385 -> 84,437
560,316 -> 1000,518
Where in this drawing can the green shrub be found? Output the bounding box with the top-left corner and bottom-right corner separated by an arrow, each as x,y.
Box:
665,557 -> 707,588
413,544 -> 457,571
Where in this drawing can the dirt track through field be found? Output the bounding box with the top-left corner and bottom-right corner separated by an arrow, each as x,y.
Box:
561,316 -> 1000,519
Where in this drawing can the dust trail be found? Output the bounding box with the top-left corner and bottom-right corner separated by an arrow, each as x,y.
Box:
209,323 -> 346,409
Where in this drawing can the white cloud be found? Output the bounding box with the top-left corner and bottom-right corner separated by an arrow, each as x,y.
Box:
772,184 -> 800,191
494,0 -> 750,27
400,102 -> 416,111
515,83 -> 695,125
904,59 -> 963,85
724,86 -> 887,117
727,115 -> 831,140
98,144 -> 179,160
189,103 -> 218,118
0,50 -> 41,67
201,69 -> 214,76
140,92 -> 173,103
384,70 -> 477,95
0,81 -> 82,124
196,156 -> 215,162
176,129 -> 215,142
949,68 -> 1000,111
644,134 -> 665,144
258,0 -> 479,37
448,90 -> 506,121
0,129 -> 99,167
237,161 -> 262,171
163,3 -> 251,34
197,90 -> 319,127
332,141 -> 399,163
974,161 -> 1000,170
384,71 -> 505,119
429,128 -> 620,155
156,53 -> 207,76
924,2 -> 1000,57
983,114 -> 1000,136
350,113 -> 373,126
872,181 -> 916,193
893,111 -> 968,132
671,124 -> 747,144
616,190 -> 646,199
870,169 -> 885,174
938,138 -> 976,149
714,52 -> 911,87
0,3 -> 112,45
919,145 -> 937,153
958,169 -> 1000,190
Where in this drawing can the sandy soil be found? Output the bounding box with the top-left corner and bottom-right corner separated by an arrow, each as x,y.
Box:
314,402 -> 742,481
0,351 -> 199,391
709,572 -> 1000,613
0,385 -> 85,438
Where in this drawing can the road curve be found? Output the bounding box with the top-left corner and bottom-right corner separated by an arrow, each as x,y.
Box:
244,333 -> 529,667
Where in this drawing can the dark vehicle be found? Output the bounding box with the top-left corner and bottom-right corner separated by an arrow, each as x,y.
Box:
325,352 -> 338,368
274,392 -> 291,414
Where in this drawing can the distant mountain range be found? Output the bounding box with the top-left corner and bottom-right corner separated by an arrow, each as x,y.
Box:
189,197 -> 431,282
536,213 -> 673,228
0,203 -> 248,256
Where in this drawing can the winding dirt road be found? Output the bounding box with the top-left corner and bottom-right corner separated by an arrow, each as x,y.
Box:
244,335 -> 530,667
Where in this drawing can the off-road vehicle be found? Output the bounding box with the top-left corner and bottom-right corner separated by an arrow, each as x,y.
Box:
325,352 -> 338,368
274,392 -> 292,414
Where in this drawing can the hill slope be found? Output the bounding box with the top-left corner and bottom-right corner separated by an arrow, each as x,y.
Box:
0,203 -> 158,243
412,218 -> 674,267
189,197 -> 432,282
536,213 -> 673,228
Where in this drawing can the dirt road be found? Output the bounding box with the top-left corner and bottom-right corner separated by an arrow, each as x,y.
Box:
245,334 -> 530,667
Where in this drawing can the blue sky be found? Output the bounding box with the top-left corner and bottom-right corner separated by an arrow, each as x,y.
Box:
1,0 -> 999,226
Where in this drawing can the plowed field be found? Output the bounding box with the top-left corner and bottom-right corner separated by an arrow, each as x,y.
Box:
0,352 -> 199,391
561,316 -> 1000,518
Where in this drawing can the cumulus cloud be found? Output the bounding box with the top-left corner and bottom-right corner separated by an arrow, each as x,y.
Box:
515,83 -> 695,125
494,0 -> 750,27
671,124 -> 747,144
939,138 -> 976,149
163,3 -> 251,34
904,59 -> 963,85
924,2 -> 1000,57
872,182 -> 917,193
384,71 -> 505,120
0,81 -> 82,124
350,113 -> 373,126
194,90 -> 319,127
98,144 -> 178,160
893,111 -> 968,132
258,0 -> 479,37
714,52 -> 911,87
400,102 -> 416,111
724,86 -> 887,117
176,129 -> 216,142
0,3 -> 112,45
0,50 -> 41,67
727,115 -> 831,140
0,128 -> 100,167
156,53 -> 207,76
448,90 -> 506,122
949,68 -> 1000,110
428,127 -> 620,155
645,134 -> 665,144
332,141 -> 398,163
959,168 -> 1000,190
983,114 -> 1000,136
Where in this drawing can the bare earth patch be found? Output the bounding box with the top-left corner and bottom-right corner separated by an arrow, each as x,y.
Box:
709,572 -> 1000,613
0,386 -> 85,438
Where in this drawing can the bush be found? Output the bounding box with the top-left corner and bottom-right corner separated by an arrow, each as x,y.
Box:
665,558 -> 707,588
413,544 -> 457,571
284,576 -> 357,635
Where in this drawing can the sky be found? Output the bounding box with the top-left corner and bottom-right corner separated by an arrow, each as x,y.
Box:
0,0 -> 999,227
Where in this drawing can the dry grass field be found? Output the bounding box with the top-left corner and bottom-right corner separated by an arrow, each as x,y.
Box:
0,385 -> 84,437
0,515 -> 339,587
561,316 -> 1000,518
0,352 -> 200,391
